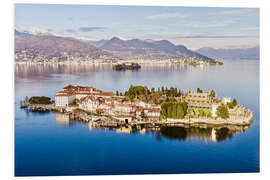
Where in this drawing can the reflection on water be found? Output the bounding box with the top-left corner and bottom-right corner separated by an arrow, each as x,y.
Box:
55,113 -> 70,126
15,63 -> 207,80
92,123 -> 249,143
54,112 -> 249,143
15,60 -> 259,175
15,63 -> 113,79
157,125 -> 248,142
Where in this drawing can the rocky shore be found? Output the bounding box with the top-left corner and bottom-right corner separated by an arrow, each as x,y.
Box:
22,103 -> 253,127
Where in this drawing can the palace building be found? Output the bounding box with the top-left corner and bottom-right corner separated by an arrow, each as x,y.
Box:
55,85 -> 161,119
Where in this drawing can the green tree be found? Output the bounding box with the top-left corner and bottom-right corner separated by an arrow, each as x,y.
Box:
216,104 -> 229,119
210,90 -> 216,98
197,88 -> 203,93
116,90 -> 119,96
227,102 -> 234,109
29,96 -> 51,104
232,98 -> 237,106
178,90 -> 182,97
161,102 -> 187,119
151,87 -> 155,94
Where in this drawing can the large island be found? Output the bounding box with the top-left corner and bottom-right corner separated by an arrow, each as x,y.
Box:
22,85 -> 253,128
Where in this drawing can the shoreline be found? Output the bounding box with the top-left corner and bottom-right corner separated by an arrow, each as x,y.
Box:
14,58 -> 223,66
22,103 -> 253,127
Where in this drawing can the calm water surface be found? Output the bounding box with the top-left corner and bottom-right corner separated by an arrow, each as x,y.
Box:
15,60 -> 259,176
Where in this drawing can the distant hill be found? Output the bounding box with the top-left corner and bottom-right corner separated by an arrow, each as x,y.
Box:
86,39 -> 109,48
196,46 -> 260,60
15,35 -> 119,62
14,29 -> 215,62
93,37 -> 214,60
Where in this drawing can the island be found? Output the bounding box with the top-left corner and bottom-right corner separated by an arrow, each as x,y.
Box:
21,85 -> 253,130
112,63 -> 141,71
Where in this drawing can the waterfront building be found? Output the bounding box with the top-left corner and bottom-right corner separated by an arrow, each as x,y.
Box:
55,85 -> 104,107
55,93 -> 75,107
56,85 -> 246,121
114,103 -> 133,113
211,104 -> 220,117
145,108 -> 161,117
79,96 -> 101,112
185,91 -> 214,105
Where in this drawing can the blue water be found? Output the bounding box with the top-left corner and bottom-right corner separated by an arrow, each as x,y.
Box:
15,60 -> 259,176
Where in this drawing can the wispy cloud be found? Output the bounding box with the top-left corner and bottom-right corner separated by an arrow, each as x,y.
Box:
15,26 -> 56,36
78,27 -> 107,32
67,17 -> 73,21
65,29 -> 77,33
182,19 -> 238,28
147,13 -> 188,20
210,8 -> 259,16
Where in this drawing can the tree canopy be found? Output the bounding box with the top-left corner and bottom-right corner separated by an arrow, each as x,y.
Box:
197,88 -> 203,93
161,102 -> 188,119
210,90 -> 216,98
216,104 -> 229,119
227,98 -> 238,109
29,96 -> 51,104
232,98 -> 237,106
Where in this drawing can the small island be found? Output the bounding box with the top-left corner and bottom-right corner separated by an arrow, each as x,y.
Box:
112,63 -> 141,71
170,57 -> 223,66
21,85 -> 253,129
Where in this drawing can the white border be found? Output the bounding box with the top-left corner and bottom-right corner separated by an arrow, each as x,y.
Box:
13,0 -> 262,7
1,0 -> 270,180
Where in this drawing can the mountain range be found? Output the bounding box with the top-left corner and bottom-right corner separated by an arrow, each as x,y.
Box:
15,35 -> 118,62
16,29 -> 258,62
87,37 -> 213,60
196,46 -> 260,60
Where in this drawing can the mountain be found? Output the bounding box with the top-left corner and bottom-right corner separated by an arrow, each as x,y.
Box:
15,35 -> 119,62
97,37 -> 213,60
86,39 -> 109,48
196,46 -> 260,60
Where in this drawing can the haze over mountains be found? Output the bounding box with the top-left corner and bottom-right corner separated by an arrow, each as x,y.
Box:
86,37 -> 213,60
15,29 -> 259,62
196,46 -> 260,60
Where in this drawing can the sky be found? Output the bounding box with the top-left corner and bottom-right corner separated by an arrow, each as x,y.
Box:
15,4 -> 259,49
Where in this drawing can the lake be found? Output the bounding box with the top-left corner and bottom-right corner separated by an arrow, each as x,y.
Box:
14,60 -> 260,176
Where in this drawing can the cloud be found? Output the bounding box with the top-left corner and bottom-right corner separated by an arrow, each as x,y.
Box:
175,35 -> 258,39
67,17 -> 73,21
210,8 -> 259,16
181,19 -> 238,28
65,29 -> 77,33
147,13 -> 188,20
78,27 -> 107,32
15,26 -> 56,36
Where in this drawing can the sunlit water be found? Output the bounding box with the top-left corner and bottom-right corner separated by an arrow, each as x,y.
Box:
15,60 -> 259,176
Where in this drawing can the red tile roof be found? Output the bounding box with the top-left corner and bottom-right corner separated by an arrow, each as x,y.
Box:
98,92 -> 115,97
